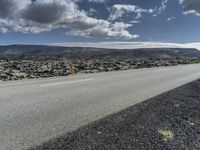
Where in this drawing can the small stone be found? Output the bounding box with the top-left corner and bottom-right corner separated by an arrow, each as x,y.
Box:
158,129 -> 174,142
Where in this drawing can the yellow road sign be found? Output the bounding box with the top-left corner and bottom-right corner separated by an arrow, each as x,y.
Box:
72,64 -> 75,75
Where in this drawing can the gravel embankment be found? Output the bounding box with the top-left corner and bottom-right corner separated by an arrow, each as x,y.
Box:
1,59 -> 199,81
31,79 -> 200,150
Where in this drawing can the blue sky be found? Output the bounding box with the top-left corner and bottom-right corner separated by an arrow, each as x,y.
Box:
0,0 -> 200,45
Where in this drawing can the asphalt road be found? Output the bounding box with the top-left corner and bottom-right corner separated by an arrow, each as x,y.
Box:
1,64 -> 200,150
32,76 -> 200,150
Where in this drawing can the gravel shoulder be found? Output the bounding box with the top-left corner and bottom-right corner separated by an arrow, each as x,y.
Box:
31,79 -> 200,150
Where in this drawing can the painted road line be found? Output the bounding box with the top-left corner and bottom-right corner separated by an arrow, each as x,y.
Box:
40,78 -> 94,87
0,76 -> 90,88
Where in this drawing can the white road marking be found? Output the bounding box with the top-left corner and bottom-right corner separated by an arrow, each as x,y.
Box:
0,78 -> 68,87
40,78 -> 94,87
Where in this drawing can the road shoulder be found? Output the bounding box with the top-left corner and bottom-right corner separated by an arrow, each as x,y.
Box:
31,79 -> 200,150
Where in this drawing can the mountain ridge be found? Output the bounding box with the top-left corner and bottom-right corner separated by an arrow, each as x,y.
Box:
0,45 -> 200,60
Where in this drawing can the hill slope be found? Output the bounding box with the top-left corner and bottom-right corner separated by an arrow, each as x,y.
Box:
0,45 -> 200,60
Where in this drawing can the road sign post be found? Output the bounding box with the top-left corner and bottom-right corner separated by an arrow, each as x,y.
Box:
72,64 -> 75,76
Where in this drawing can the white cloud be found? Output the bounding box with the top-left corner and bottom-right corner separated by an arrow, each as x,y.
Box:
108,0 -> 168,22
108,4 -> 153,21
180,0 -> 200,15
130,20 -> 141,24
0,0 -> 137,39
88,0 -> 106,3
89,8 -> 97,13
167,17 -> 176,21
51,41 -> 200,50
68,21 -> 138,39
0,27 -> 8,33
152,0 -> 168,17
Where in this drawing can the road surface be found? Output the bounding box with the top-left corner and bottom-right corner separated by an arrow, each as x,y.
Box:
1,64 -> 200,150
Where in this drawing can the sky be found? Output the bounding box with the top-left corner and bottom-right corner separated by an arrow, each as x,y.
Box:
0,0 -> 200,47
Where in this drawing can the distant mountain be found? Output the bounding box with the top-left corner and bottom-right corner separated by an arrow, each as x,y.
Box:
0,45 -> 200,60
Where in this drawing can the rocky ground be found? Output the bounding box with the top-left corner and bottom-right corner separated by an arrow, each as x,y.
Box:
0,58 -> 199,81
31,79 -> 200,150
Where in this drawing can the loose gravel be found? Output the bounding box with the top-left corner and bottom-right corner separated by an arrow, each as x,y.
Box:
31,79 -> 200,150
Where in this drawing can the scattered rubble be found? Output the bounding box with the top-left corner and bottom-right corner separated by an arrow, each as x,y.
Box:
0,58 -> 200,81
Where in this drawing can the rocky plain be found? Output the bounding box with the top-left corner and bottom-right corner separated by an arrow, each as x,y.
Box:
0,58 -> 200,81
0,45 -> 200,81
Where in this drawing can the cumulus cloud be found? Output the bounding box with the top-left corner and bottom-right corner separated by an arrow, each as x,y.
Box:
68,21 -> 138,39
0,0 -> 17,18
21,1 -> 67,24
180,0 -> 200,15
108,0 -> 168,22
0,0 -> 136,39
108,4 -> 153,21
152,0 -> 168,17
